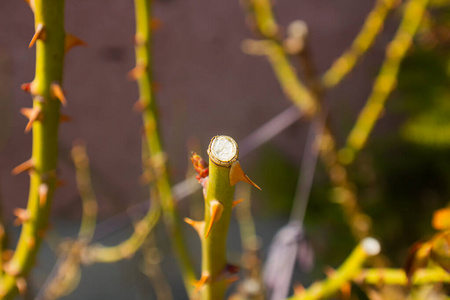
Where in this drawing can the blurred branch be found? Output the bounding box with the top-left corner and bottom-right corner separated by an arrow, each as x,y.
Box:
72,142 -> 98,243
141,233 -> 174,300
37,142 -> 98,300
340,0 -> 430,165
289,238 -> 381,300
131,0 -> 196,293
232,184 -> 265,299
322,0 -> 398,88
243,0 -> 372,239
354,268 -> 450,286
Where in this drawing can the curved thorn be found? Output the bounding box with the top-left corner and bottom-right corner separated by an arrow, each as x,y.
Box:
39,183 -> 49,207
50,81 -> 67,106
20,107 -> 42,133
184,218 -> 205,237
29,23 -> 45,48
13,208 -> 31,226
232,198 -> 245,208
12,159 -> 34,175
229,161 -> 261,190
205,199 -> 224,238
193,272 -> 210,294
65,33 -> 87,53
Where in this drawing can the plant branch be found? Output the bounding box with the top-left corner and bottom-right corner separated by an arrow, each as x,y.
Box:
0,0 -> 65,298
340,0 -> 430,165
289,238 -> 381,300
322,0 -> 397,88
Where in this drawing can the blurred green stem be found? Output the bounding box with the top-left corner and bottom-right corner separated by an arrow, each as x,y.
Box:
289,238 -> 380,300
340,0 -> 430,165
134,0 -> 196,295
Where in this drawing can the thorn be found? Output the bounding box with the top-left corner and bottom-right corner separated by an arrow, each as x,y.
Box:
50,82 -> 67,106
65,33 -> 86,53
232,198 -> 244,208
206,199 -> 224,238
22,0 -> 34,11
20,107 -> 42,133
26,236 -> 36,249
226,275 -> 239,285
13,208 -> 31,226
229,161 -> 261,190
4,262 -> 20,276
12,159 -> 34,175
20,82 -> 32,93
39,183 -> 48,207
151,18 -> 162,31
16,277 -> 27,295
29,23 -> 45,48
341,282 -> 351,299
293,284 -> 305,296
193,272 -> 210,294
60,114 -> 71,123
324,266 -> 335,277
133,99 -> 147,112
128,64 -> 146,80
2,250 -> 13,262
184,218 -> 205,237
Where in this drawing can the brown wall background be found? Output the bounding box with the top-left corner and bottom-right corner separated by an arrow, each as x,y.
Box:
0,0 -> 395,220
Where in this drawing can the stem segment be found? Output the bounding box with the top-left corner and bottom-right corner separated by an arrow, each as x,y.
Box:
0,0 -> 65,298
199,136 -> 238,300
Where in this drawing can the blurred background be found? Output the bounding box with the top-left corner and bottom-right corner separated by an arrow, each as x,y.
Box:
0,0 -> 450,299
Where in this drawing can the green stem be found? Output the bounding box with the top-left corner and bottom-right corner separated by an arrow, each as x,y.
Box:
134,0 -> 196,294
0,0 -> 65,298
355,268 -> 450,286
199,137 -> 237,300
322,0 -> 397,88
340,0 -> 430,165
289,238 -> 380,300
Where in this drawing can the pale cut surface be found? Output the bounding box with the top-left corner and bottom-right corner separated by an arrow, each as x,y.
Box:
211,136 -> 237,163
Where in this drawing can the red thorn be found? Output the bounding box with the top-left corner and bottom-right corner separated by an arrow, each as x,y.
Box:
29,23 -> 45,48
16,277 -> 27,295
206,200 -> 224,238
2,250 -> 13,262
127,65 -> 146,80
184,218 -> 205,237
22,0 -> 34,10
39,183 -> 48,207
229,161 -> 261,190
20,106 -> 42,133
60,114 -> 72,123
232,198 -> 244,208
294,284 -> 305,296
12,159 -> 34,175
20,82 -> 32,93
50,81 -> 67,106
13,208 -> 31,226
151,19 -> 162,31
65,33 -> 87,53
26,236 -> 36,249
193,272 -> 210,294
226,275 -> 239,285
133,99 -> 147,112
324,266 -> 336,277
